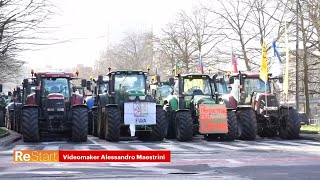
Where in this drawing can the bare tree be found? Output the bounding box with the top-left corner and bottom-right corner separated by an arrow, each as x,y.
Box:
96,31 -> 154,74
0,0 -> 56,82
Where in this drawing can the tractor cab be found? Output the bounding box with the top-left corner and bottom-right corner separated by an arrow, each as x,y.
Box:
110,70 -> 148,107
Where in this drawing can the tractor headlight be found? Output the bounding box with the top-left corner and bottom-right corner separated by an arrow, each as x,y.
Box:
57,108 -> 64,111
139,96 -> 146,100
47,108 -> 54,111
128,96 -> 136,100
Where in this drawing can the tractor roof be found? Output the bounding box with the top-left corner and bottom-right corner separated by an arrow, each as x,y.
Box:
229,72 -> 272,78
110,70 -> 147,75
35,72 -> 77,79
179,73 -> 210,78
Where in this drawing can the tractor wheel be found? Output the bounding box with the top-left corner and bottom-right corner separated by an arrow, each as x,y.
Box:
279,108 -> 301,139
175,111 -> 193,142
71,107 -> 88,142
92,108 -> 98,137
97,106 -> 106,139
225,110 -> 238,141
21,108 -> 39,142
104,106 -> 121,142
15,109 -> 21,133
0,109 -> 4,127
88,111 -> 93,135
164,105 -> 175,139
237,108 -> 257,140
9,111 -> 14,130
151,106 -> 168,141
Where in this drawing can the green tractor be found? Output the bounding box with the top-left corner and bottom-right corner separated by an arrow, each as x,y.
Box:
96,69 -> 167,142
85,75 -> 109,136
163,73 -> 238,141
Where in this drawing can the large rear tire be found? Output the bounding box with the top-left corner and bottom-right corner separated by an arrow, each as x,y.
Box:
71,107 -> 88,142
9,111 -> 14,130
0,109 -> 4,127
225,110 -> 238,141
151,106 -> 168,141
237,108 -> 257,140
175,111 -> 193,142
104,106 -> 121,142
164,105 -> 175,139
279,108 -> 301,139
92,108 -> 98,137
21,107 -> 39,142
97,105 -> 106,139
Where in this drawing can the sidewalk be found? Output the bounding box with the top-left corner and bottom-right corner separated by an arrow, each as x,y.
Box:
0,128 -> 21,147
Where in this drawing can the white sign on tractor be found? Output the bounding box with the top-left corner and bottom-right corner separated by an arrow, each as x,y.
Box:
124,102 -> 156,125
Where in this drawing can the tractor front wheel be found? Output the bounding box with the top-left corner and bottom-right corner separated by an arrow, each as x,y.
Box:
151,106 -> 168,141
175,111 -> 193,142
104,106 -> 121,142
71,107 -> 88,142
279,108 -> 301,139
21,107 -> 39,142
164,105 -> 175,139
237,108 -> 257,140
225,110 -> 238,141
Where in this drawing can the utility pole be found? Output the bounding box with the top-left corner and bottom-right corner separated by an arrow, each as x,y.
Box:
295,0 -> 299,110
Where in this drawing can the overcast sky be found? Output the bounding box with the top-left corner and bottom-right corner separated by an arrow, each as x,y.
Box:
21,0 -> 199,70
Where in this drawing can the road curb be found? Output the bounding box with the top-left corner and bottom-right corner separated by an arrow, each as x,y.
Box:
0,130 -> 22,147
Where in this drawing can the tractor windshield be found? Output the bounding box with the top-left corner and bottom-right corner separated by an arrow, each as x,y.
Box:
114,74 -> 145,92
243,78 -> 271,94
99,82 -> 108,93
183,76 -> 212,95
42,78 -> 70,97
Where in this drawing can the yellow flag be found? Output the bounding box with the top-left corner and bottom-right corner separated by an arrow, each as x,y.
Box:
260,39 -> 268,83
283,22 -> 289,100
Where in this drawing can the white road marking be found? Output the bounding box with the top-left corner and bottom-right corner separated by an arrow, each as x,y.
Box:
156,144 -> 185,151
42,145 -> 60,150
128,145 -> 153,150
179,143 -> 215,151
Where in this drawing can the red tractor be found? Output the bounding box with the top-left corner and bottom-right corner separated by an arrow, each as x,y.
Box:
21,70 -> 88,142
221,72 -> 300,139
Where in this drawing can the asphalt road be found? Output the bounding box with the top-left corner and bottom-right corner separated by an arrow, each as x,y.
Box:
1,134 -> 320,180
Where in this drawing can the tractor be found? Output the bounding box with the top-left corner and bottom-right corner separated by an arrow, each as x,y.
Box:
96,68 -> 167,142
147,74 -> 174,105
85,75 -> 109,136
0,84 -> 6,127
6,77 -> 38,133
212,72 -> 257,140
163,73 -> 238,142
223,72 -> 300,139
5,86 -> 23,132
21,70 -> 88,142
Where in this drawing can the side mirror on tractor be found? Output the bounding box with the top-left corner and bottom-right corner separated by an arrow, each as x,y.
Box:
169,78 -> 174,85
23,79 -> 29,88
86,81 -> 91,91
81,79 -> 87,87
279,77 -> 284,83
98,75 -> 103,84
17,87 -> 21,95
0,84 -> 2,92
8,91 -> 12,96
